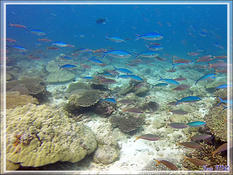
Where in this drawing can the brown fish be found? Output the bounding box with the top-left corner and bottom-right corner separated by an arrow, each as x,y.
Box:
174,76 -> 186,81
172,84 -> 190,91
122,107 -> 143,113
169,122 -> 188,129
134,134 -> 160,142
170,109 -> 188,115
190,134 -> 212,141
184,156 -> 209,166
178,141 -> 203,149
118,99 -> 135,104
154,159 -> 178,170
212,143 -> 227,157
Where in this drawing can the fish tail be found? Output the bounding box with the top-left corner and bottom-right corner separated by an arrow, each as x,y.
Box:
135,34 -> 141,40
195,79 -> 199,85
158,75 -> 163,81
154,160 -> 160,166
217,97 -> 223,106
174,98 -> 179,105
212,150 -> 217,158
134,136 -> 141,142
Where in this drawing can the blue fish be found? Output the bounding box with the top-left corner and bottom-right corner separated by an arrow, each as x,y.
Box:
159,76 -> 179,85
176,96 -> 201,105
148,45 -> 163,51
118,74 -> 143,81
52,42 -> 71,47
154,83 -> 168,87
136,32 -> 163,41
12,46 -> 27,52
82,76 -> 93,80
128,75 -> 143,81
31,29 -> 46,36
216,84 -> 231,89
101,98 -> 117,104
195,73 -> 216,85
62,56 -> 73,60
60,64 -> 77,69
106,50 -> 131,59
217,97 -> 232,106
106,36 -> 125,43
187,121 -> 206,127
137,51 -> 159,58
114,67 -> 132,74
118,75 -> 131,79
88,57 -> 103,64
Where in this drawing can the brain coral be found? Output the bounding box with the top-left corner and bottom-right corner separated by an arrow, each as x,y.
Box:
6,104 -> 97,169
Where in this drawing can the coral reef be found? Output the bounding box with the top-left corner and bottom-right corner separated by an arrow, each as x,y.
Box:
6,72 -> 14,81
110,111 -> 145,133
205,103 -> 227,142
6,91 -> 39,109
94,101 -> 117,117
6,77 -> 49,102
66,82 -> 91,93
93,145 -> 119,165
6,104 -> 97,169
46,69 -> 75,83
215,89 -> 227,99
120,80 -> 149,97
182,142 -> 227,170
64,90 -> 105,114
140,101 -> 159,113
45,60 -> 60,73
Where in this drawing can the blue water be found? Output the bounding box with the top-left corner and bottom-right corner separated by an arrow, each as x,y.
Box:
6,4 -> 227,58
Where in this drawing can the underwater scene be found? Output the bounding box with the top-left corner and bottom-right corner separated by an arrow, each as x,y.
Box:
3,3 -> 231,173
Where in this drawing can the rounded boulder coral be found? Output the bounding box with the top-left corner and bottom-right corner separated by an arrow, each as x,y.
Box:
6,104 -> 97,169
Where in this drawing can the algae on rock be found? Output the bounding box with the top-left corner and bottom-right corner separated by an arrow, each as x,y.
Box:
6,104 -> 97,169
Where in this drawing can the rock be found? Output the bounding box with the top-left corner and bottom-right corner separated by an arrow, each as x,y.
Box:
46,70 -> 75,83
6,104 -> 97,168
93,145 -> 119,165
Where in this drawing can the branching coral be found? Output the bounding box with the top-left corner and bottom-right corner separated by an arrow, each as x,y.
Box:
205,104 -> 227,142
182,142 -> 227,171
